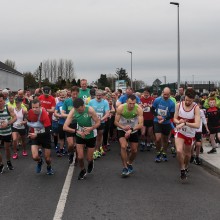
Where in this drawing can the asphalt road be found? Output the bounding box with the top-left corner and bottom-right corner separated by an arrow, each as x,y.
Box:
1,142 -> 220,220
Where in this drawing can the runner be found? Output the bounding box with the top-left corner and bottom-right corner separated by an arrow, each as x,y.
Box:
63,98 -> 100,180
190,99 -> 209,165
140,87 -> 155,151
116,87 -> 141,108
151,87 -> 175,162
27,99 -> 54,175
205,97 -> 220,154
78,79 -> 90,103
61,86 -> 79,164
54,90 -> 67,156
38,86 -> 56,123
88,89 -> 110,159
12,97 -> 28,159
114,94 -> 143,177
173,88 -> 200,181
0,93 -> 17,173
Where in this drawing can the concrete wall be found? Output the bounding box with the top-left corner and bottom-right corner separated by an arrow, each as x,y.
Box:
0,70 -> 24,91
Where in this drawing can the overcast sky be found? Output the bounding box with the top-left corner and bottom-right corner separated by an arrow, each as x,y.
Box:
0,0 -> 220,85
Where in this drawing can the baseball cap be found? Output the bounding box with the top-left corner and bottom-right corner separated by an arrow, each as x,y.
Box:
43,86 -> 51,94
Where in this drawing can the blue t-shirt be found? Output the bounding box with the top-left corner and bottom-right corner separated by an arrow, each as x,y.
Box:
88,99 -> 109,123
118,94 -> 141,104
55,101 -> 65,125
152,97 -> 175,124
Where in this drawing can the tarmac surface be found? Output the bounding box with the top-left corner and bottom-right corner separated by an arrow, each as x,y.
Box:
1,140 -> 220,220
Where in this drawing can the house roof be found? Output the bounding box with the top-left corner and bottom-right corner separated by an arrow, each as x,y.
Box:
0,61 -> 23,76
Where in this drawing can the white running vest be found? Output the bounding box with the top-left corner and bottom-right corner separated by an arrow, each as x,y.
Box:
177,102 -> 197,138
13,108 -> 25,129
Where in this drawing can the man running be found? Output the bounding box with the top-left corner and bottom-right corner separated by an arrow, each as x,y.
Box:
0,94 -> 17,173
140,87 -> 155,151
151,87 -> 175,162
78,79 -> 90,103
115,94 -> 143,177
63,98 -> 100,180
88,89 -> 110,159
61,86 -> 79,164
173,88 -> 200,181
27,99 -> 54,175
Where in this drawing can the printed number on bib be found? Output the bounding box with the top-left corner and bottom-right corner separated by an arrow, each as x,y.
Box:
158,108 -> 167,117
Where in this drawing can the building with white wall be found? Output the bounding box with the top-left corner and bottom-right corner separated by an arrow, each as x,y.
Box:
0,61 -> 24,91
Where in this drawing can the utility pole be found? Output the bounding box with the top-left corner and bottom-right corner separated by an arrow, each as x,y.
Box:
39,62 -> 42,88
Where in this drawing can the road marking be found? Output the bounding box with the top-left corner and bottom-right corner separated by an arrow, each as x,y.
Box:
53,162 -> 75,220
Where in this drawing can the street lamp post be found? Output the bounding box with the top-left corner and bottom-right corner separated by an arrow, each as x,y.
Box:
170,2 -> 180,90
39,62 -> 42,88
127,51 -> 133,88
115,73 -> 119,90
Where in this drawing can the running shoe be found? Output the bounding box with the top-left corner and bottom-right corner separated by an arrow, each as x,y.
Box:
155,152 -> 161,163
60,148 -> 67,156
121,168 -> 130,177
180,169 -> 187,181
93,151 -> 99,160
127,164 -> 133,174
22,151 -> 28,156
140,143 -> 145,152
12,153 -> 18,159
7,161 -> 14,170
194,156 -> 202,165
36,159 -> 43,173
207,148 -> 217,154
87,160 -> 94,173
47,166 -> 54,175
100,147 -> 106,156
96,151 -> 102,158
146,144 -> 151,151
161,153 -> 168,162
102,145 -> 110,152
190,155 -> 195,163
68,153 -> 74,164
78,169 -> 87,180
0,164 -> 4,174
170,146 -> 176,155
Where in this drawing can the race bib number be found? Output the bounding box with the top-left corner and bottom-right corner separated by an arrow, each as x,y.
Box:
77,125 -> 84,132
143,107 -> 150,112
34,127 -> 45,134
97,113 -> 103,119
158,108 -> 167,117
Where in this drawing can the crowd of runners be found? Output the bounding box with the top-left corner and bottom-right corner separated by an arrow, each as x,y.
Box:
0,80 -> 220,181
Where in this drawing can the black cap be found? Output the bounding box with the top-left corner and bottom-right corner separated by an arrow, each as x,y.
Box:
43,86 -> 51,94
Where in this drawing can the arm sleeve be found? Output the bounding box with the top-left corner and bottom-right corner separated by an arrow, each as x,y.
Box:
151,106 -> 157,116
165,112 -> 174,121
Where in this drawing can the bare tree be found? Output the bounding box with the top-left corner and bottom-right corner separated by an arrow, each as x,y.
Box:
50,59 -> 57,83
65,59 -> 75,80
5,59 -> 16,69
42,59 -> 50,80
58,59 -> 65,79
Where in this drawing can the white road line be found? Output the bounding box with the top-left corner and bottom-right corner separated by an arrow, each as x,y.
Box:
53,163 -> 75,220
